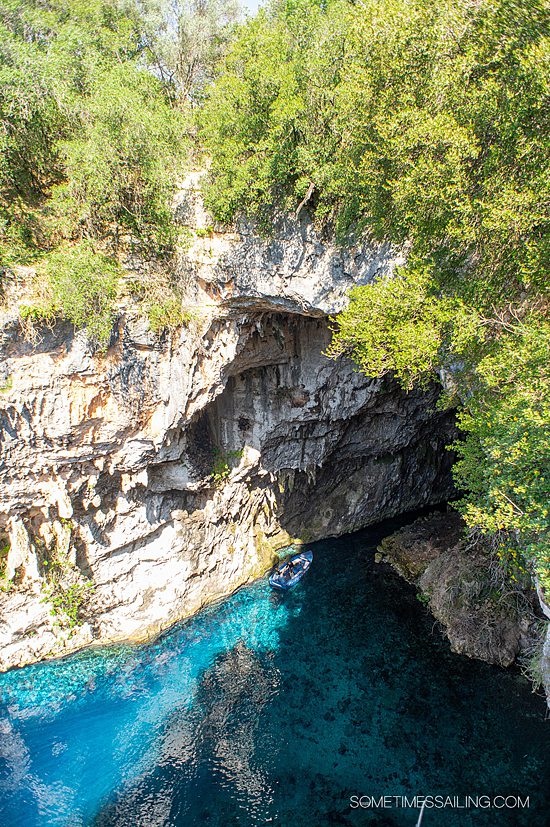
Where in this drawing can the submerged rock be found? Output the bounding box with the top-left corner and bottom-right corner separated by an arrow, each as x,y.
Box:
378,512 -> 544,671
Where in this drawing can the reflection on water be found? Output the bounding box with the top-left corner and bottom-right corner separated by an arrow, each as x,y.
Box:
1,514 -> 549,827
96,643 -> 280,826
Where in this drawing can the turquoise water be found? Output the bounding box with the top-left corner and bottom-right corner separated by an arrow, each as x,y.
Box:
1,515 -> 549,827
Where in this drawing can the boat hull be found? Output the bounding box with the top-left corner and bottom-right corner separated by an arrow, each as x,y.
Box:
269,550 -> 313,590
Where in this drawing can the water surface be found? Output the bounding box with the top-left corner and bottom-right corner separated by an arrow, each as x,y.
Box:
1,515 -> 549,826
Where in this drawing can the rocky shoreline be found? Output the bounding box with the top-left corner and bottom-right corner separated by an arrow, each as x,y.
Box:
377,510 -> 550,704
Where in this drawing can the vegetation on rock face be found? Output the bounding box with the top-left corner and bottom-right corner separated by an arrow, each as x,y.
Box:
0,539 -> 9,584
1,0 -> 548,595
199,0 -> 549,593
40,521 -> 94,633
452,319 -> 550,592
0,0 -> 194,341
1,0 -> 184,256
211,447 -> 243,484
20,243 -> 121,346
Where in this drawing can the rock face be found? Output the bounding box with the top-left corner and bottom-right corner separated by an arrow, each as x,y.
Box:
536,581 -> 550,710
0,188 -> 456,670
378,512 -> 544,670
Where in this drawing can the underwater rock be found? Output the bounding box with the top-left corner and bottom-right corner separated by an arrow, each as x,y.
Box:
378,512 -> 543,671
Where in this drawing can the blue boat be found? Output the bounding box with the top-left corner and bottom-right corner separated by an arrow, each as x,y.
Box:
269,550 -> 313,590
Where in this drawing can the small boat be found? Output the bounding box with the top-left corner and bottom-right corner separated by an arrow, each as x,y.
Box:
269,550 -> 313,591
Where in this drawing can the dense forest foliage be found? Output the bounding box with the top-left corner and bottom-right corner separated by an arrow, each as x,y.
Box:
0,0 -> 238,337
199,0 -> 550,595
1,1 -> 548,593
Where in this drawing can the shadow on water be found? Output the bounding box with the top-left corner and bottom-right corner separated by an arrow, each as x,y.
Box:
1,510 -> 549,827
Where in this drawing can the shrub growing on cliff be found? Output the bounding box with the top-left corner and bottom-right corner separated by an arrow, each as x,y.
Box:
327,265 -> 480,390
0,540 -> 9,583
21,244 -> 121,347
42,579 -> 94,631
329,275 -> 549,592
211,448 -> 243,484
39,521 -> 94,633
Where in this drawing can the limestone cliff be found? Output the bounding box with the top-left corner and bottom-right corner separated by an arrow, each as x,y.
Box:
0,180 -> 456,669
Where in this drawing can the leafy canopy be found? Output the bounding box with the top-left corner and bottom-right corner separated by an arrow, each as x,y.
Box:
0,0 -> 188,259
199,0 -> 549,304
453,317 -> 550,592
0,0 -> 191,342
201,0 -> 550,589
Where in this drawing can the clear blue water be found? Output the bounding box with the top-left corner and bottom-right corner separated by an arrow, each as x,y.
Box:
1,515 -> 549,827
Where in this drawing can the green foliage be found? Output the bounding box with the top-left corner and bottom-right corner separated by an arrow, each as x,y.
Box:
40,521 -> 94,632
127,268 -> 191,334
50,63 -> 186,252
416,591 -> 430,607
147,295 -> 190,334
195,225 -> 214,238
41,579 -> 94,630
137,0 -> 243,104
519,620 -> 548,692
327,265 -> 480,390
452,317 -> 550,592
200,0 -> 549,303
211,447 -> 243,483
0,541 -> 9,581
0,0 -> 189,267
21,243 -> 121,346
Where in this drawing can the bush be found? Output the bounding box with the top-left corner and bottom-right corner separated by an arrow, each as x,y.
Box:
42,579 -> 94,631
212,448 -> 243,484
22,244 -> 121,347
0,0 -> 189,265
452,317 -> 550,594
147,296 -> 190,334
50,63 -> 187,253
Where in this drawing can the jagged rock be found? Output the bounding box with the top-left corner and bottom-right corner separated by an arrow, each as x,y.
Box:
379,512 -> 543,670
5,517 -> 39,587
0,191 -> 456,670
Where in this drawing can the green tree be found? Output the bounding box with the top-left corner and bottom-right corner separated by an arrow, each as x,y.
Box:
49,62 -> 185,251
199,0 -> 549,303
0,0 -> 188,264
137,0 -> 242,105
0,0 -> 193,344
200,0 -> 550,591
452,316 -> 550,592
